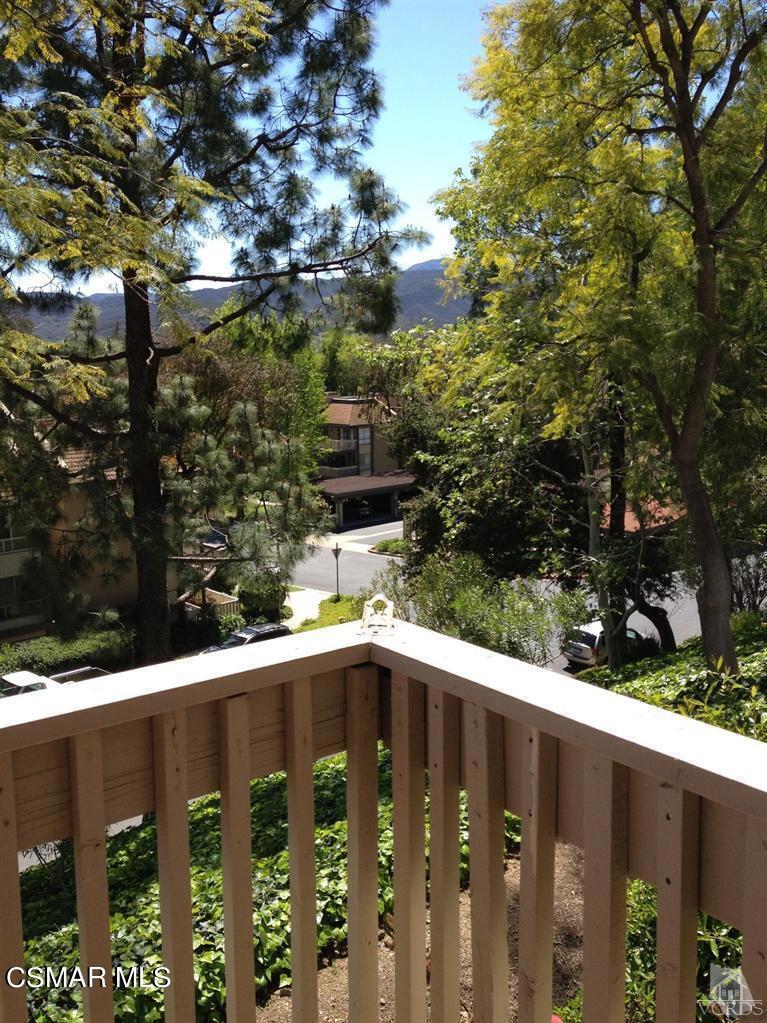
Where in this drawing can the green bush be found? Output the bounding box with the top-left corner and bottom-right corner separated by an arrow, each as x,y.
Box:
362,552 -> 589,667
22,747 -> 520,1021
218,612 -> 247,635
237,573 -> 287,623
371,538 -> 407,556
0,628 -> 133,677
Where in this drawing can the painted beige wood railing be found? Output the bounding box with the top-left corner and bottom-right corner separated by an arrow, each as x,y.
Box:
1,619 -> 767,1023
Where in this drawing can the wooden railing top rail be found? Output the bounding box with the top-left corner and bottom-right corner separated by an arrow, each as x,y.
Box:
372,621 -> 767,821
0,622 -> 370,752
2,617 -> 767,820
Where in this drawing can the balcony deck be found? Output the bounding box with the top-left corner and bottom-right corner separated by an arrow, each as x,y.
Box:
1,619 -> 767,1022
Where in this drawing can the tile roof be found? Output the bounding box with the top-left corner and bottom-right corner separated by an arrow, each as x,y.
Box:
601,499 -> 681,533
60,448 -> 118,482
324,398 -> 390,427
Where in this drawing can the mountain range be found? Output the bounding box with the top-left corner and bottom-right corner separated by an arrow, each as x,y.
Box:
26,258 -> 471,340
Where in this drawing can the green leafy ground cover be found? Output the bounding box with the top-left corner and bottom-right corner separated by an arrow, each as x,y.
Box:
294,594 -> 361,632
22,747 -> 519,1021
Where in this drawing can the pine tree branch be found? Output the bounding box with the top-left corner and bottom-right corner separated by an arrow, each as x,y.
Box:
170,236 -> 384,285
0,379 -> 123,441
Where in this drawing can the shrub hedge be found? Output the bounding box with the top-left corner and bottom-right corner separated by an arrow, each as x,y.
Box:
0,628 -> 133,677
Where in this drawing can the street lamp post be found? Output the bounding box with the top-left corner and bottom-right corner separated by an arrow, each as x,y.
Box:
332,542 -> 341,599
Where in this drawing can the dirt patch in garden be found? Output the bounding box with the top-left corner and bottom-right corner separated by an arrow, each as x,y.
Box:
254,842 -> 584,1022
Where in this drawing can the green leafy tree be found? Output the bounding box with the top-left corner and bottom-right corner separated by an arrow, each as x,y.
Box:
363,552 -> 589,667
0,0 -> 415,662
438,0 -> 767,671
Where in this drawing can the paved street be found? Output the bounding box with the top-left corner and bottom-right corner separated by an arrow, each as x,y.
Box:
292,523 -> 702,672
291,522 -> 403,594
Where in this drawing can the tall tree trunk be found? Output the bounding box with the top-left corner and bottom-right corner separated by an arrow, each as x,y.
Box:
124,271 -> 173,665
676,132 -> 737,670
675,455 -> 736,671
635,597 -> 676,653
580,428 -> 616,664
605,384 -> 628,668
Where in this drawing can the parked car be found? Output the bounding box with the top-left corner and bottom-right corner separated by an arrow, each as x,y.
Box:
0,670 -> 61,698
49,666 -> 112,684
200,622 -> 293,654
562,620 -> 648,669
0,666 -> 112,698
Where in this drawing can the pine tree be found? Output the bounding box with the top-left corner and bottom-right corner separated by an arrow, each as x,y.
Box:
0,0 -> 413,662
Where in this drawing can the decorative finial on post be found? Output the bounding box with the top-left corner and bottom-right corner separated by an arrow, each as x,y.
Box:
360,593 -> 395,634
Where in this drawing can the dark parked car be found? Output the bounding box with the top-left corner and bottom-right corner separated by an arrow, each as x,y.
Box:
200,622 -> 293,654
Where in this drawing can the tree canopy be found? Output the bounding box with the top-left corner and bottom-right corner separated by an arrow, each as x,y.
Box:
438,0 -> 767,669
0,0 -> 416,661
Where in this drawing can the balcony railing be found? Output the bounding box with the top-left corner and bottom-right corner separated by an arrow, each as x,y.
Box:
327,437 -> 357,452
1,620 -> 767,1022
0,536 -> 33,555
0,597 -> 45,624
317,464 -> 359,479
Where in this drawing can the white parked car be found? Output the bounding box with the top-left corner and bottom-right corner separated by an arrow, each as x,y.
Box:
562,620 -> 647,669
0,670 -> 62,698
0,666 -> 111,698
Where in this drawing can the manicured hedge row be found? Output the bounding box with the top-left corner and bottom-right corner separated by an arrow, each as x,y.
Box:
0,628 -> 133,677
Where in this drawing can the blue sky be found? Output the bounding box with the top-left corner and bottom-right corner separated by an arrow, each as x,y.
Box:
188,0 -> 492,286
70,1 -> 491,293
367,0 -> 492,266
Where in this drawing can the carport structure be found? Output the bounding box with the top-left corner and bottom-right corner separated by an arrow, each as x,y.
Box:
320,471 -> 416,529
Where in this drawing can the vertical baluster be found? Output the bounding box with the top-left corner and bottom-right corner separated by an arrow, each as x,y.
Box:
464,703 -> 508,1023
346,665 -> 380,1023
153,710 -> 196,1023
0,752 -> 25,1023
391,671 -> 426,1023
582,753 -> 628,1023
220,695 -> 256,1020
69,731 -> 114,1022
518,727 -> 557,1023
286,677 -> 318,1023
428,688 -> 461,1023
655,785 -> 699,1023
743,813 -> 767,1004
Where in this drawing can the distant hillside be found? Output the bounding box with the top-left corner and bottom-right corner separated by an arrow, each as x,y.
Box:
26,258 -> 470,340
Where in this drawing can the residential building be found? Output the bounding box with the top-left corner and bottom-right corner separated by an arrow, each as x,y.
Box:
0,450 -> 177,640
0,506 -> 44,638
318,395 -> 416,528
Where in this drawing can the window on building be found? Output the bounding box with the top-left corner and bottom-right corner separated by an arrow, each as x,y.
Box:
0,575 -> 42,622
358,426 -> 371,445
0,507 -> 30,554
359,452 -> 371,474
